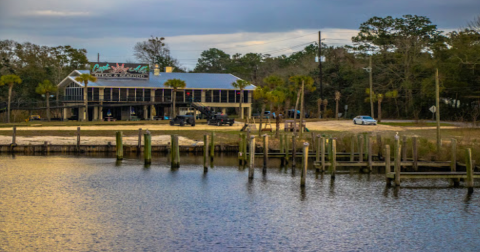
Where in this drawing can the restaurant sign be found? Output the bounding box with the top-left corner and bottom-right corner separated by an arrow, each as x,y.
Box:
90,63 -> 149,79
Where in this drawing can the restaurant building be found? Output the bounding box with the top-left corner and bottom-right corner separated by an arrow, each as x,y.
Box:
57,63 -> 255,121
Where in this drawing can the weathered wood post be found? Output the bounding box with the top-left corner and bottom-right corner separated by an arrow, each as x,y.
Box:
316,135 -> 320,163
285,134 -> 290,163
385,145 -> 391,185
451,138 -> 457,172
239,133 -> 244,165
368,136 -> 373,172
413,137 -> 418,171
263,134 -> 268,171
137,128 -> 142,154
466,148 -> 474,193
402,136 -> 407,162
301,142 -> 309,187
377,135 -> 383,159
210,132 -> 215,161
311,132 -> 315,151
248,136 -> 255,180
144,133 -> 151,164
203,134 -> 209,171
321,137 -> 326,172
327,138 -> 333,165
12,126 -> 16,145
280,133 -> 285,166
358,134 -> 364,162
394,138 -> 401,186
44,141 -> 49,154
363,133 -> 368,160
292,134 -> 296,168
76,127 -> 81,152
116,131 -> 123,160
243,133 -> 248,165
330,139 -> 337,179
350,135 -> 355,162
171,135 -> 180,168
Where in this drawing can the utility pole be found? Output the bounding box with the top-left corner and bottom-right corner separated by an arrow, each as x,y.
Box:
369,56 -> 374,118
97,53 -> 100,63
318,31 -> 323,100
436,68 -> 441,153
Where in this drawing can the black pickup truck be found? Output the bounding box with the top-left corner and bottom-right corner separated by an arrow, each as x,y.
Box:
207,114 -> 234,126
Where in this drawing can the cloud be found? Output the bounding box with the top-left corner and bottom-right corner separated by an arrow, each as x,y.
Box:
23,10 -> 92,17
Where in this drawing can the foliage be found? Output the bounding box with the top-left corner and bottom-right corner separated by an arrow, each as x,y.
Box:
133,36 -> 185,72
35,80 -> 57,95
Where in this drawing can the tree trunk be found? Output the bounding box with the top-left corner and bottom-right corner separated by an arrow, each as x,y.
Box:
172,89 -> 176,118
84,84 -> 88,121
335,99 -> 339,120
299,81 -> 305,138
239,90 -> 243,119
378,100 -> 382,123
46,92 -> 51,122
293,90 -> 301,134
7,85 -> 12,123
259,103 -> 265,136
285,99 -> 291,118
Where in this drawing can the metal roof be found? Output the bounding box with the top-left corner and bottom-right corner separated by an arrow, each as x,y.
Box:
67,70 -> 256,90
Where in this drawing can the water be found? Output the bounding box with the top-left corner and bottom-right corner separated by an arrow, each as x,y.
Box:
1,154 -> 480,251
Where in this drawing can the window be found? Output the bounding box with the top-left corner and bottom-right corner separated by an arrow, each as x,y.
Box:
206,90 -> 212,102
235,90 -> 241,103
164,89 -> 172,102
175,90 -> 184,103
244,90 -> 249,103
221,90 -> 227,103
93,88 -> 99,101
194,90 -> 202,102
128,88 -> 136,101
104,88 -> 111,101
88,88 -> 93,101
228,90 -> 235,103
120,89 -> 127,101
155,89 -> 163,102
185,89 -> 192,102
136,89 -> 143,101
144,89 -> 151,102
213,90 -> 220,103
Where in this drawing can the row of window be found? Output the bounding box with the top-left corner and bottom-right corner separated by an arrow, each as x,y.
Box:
64,87 -> 251,103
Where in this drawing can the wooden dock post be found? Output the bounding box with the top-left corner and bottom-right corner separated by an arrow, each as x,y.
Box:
451,138 -> 457,172
210,132 -> 215,161
285,134 -> 290,163
43,141 -> 49,154
358,134 -> 364,162
330,139 -> 337,179
248,136 -> 255,180
203,134 -> 209,171
350,135 -> 355,162
394,138 -> 401,186
402,136 -> 407,162
316,135 -> 320,163
301,142 -> 309,187
144,133 -> 151,164
243,133 -> 248,165
368,136 -> 373,172
377,135 -> 383,159
171,135 -> 180,168
466,148 -> 473,193
76,127 -> 81,152
385,145 -> 391,185
12,126 -> 16,145
413,137 -> 418,171
263,134 -> 268,171
363,133 -> 368,160
321,137 -> 326,172
116,131 -> 123,160
239,133 -> 244,165
137,128 -> 142,154
292,134 -> 296,168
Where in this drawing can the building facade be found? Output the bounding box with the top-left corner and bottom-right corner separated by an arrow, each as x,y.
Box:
57,63 -> 255,121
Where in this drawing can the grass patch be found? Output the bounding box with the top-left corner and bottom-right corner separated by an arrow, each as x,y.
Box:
379,122 -> 454,127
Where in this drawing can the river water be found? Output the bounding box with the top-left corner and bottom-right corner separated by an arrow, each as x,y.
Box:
1,154 -> 480,251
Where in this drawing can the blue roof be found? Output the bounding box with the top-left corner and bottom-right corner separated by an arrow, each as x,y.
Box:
70,70 -> 255,90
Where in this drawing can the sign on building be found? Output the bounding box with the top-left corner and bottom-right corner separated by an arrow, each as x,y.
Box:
90,63 -> 149,79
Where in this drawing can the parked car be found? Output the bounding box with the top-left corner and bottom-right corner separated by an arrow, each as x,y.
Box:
264,111 -> 276,119
207,114 -> 235,126
286,109 -> 309,119
170,115 -> 195,126
353,115 -> 377,125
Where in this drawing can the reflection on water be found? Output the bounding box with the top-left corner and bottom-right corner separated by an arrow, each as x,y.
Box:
1,154 -> 480,251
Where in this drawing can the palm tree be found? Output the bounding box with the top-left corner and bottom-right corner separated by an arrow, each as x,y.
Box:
335,91 -> 341,120
0,74 -> 22,123
377,93 -> 384,123
253,86 -> 272,136
288,75 -> 315,135
317,98 -> 322,118
164,78 -> 186,118
270,87 -> 286,137
323,99 -> 328,118
74,73 -> 97,121
231,79 -> 250,119
36,80 -> 58,122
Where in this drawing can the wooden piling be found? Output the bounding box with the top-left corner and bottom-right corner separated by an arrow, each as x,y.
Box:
368,136 -> 373,172
76,127 -> 81,152
204,134 -> 209,171
44,141 -> 49,154
350,135 -> 355,162
144,133 -> 151,164
466,148 -> 473,193
301,142 -> 309,187
321,137 -> 326,172
239,133 -> 244,165
171,135 -> 180,168
12,126 -> 16,145
385,145 -> 391,185
451,138 -> 457,172
292,134 -> 296,168
263,134 -> 268,171
243,133 -> 248,164
330,139 -> 336,179
248,136 -> 255,180
316,135 -> 320,163
210,132 -> 215,161
394,138 -> 401,186
413,137 -> 418,171
402,136 -> 407,162
116,131 -> 123,160
358,135 -> 364,162
363,133 -> 368,160
377,135 -> 383,159
285,134 -> 290,163
137,128 -> 142,154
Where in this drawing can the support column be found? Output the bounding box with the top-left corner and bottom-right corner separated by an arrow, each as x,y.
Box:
93,106 -> 99,121
79,107 -> 86,121
247,107 -> 252,119
63,107 -> 68,121
143,105 -> 148,120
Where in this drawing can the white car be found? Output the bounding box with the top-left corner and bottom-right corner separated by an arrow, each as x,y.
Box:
353,116 -> 377,125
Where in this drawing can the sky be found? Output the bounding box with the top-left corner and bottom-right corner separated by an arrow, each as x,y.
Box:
1,0 -> 479,70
